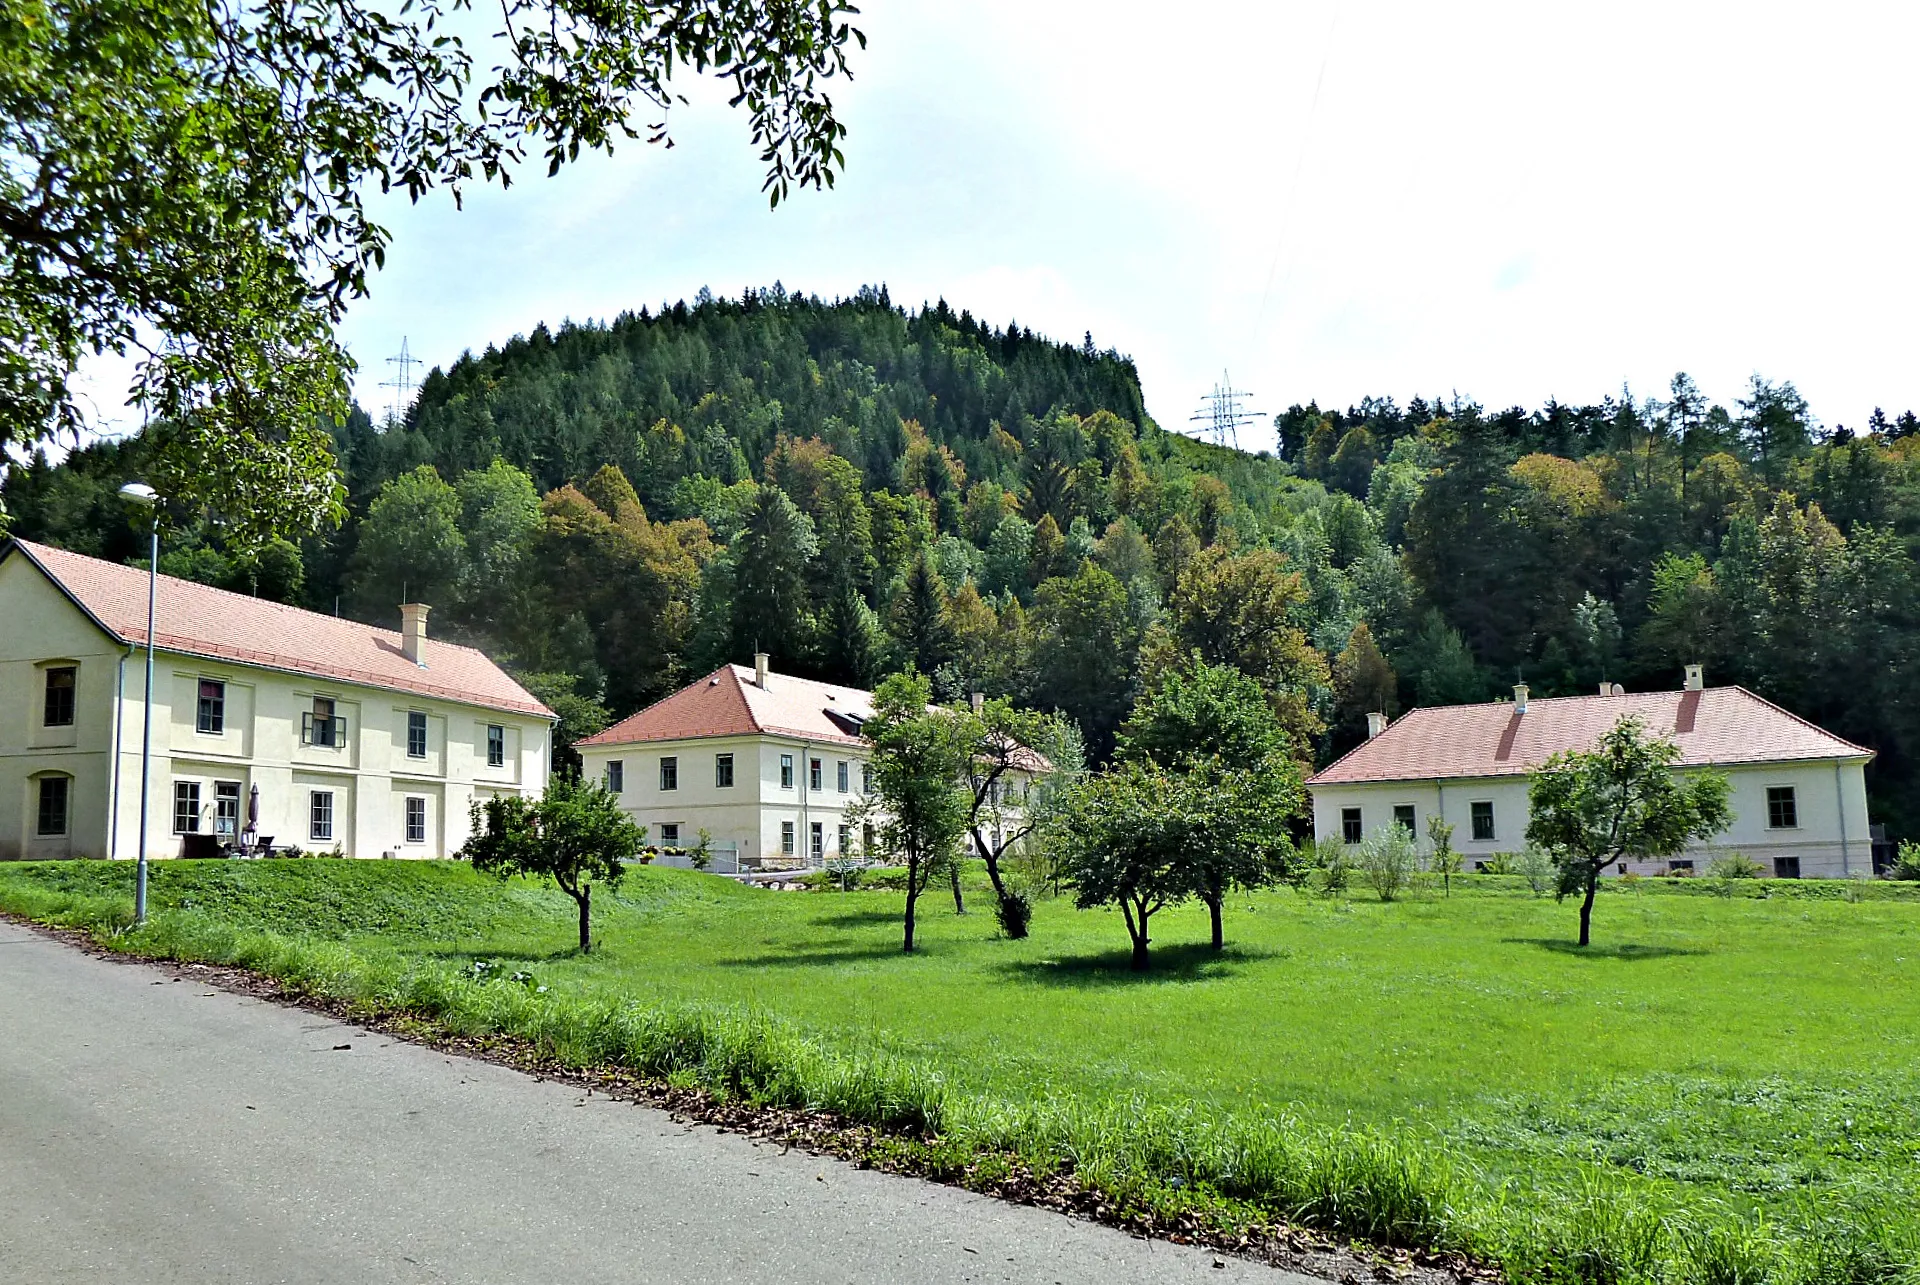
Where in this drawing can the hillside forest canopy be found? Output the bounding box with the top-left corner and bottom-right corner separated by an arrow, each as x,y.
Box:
8,285 -> 1920,833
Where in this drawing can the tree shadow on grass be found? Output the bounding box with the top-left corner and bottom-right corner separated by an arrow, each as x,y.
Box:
806,909 -> 902,930
427,945 -> 583,965
714,943 -> 912,969
1504,937 -> 1706,961
1001,941 -> 1283,988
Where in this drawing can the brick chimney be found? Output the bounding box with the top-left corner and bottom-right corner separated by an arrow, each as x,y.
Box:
1684,663 -> 1704,691
754,651 -> 769,689
1366,711 -> 1388,738
1513,682 -> 1529,714
399,603 -> 429,666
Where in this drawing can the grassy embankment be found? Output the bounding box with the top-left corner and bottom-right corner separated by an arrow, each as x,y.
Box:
5,858 -> 1918,1283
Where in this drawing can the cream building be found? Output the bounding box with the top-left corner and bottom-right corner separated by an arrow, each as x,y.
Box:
1306,667 -> 1875,879
576,656 -> 876,870
1,539 -> 553,861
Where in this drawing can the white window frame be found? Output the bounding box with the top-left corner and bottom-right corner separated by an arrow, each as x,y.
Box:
780,754 -> 794,790
309,790 -> 335,842
173,780 -> 202,834
406,710 -> 428,759
837,761 -> 849,793
660,823 -> 680,849
1470,800 -> 1496,842
606,760 -> 624,793
1766,785 -> 1799,830
486,724 -> 506,768
1340,806 -> 1363,844
781,821 -> 795,855
197,679 -> 226,735
404,796 -> 427,844
716,753 -> 734,788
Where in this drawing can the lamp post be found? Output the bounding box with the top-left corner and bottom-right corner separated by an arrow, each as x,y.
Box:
119,483 -> 159,925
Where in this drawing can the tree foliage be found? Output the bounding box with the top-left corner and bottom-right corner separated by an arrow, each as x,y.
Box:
856,671 -> 971,953
1526,716 -> 1732,946
460,775 -> 646,952
1,0 -> 863,533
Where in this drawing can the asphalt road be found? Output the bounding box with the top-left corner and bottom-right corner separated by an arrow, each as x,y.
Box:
0,920 -> 1326,1285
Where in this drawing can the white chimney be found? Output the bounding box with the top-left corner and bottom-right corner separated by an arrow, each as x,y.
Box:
1513,682 -> 1529,713
754,651 -> 770,689
1684,663 -> 1704,692
399,603 -> 430,666
1599,682 -> 1612,696
1366,711 -> 1388,739
970,692 -> 985,714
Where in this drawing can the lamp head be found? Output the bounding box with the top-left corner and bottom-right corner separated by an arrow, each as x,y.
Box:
119,482 -> 158,506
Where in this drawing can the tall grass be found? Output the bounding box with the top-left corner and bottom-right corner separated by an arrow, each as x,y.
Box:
7,880 -> 1919,1285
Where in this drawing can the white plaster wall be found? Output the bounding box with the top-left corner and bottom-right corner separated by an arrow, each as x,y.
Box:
1309,758 -> 1874,878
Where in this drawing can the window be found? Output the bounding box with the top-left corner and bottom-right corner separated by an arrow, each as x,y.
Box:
407,711 -> 428,758
1767,786 -> 1798,830
1392,804 -> 1417,836
303,696 -> 343,748
43,666 -> 76,727
659,756 -> 678,791
839,824 -> 852,855
405,796 -> 426,844
862,763 -> 873,794
1773,856 -> 1801,879
486,724 -> 505,768
1340,807 -> 1363,844
37,776 -> 69,837
716,753 -> 735,788
810,758 -> 822,791
173,781 -> 201,834
863,823 -> 875,853
309,790 -> 334,842
214,781 -> 241,838
606,760 -> 624,793
780,754 -> 794,789
810,822 -> 824,860
1471,801 -> 1496,842
197,679 -> 225,734
781,821 -> 795,855
837,761 -> 849,793
660,823 -> 680,849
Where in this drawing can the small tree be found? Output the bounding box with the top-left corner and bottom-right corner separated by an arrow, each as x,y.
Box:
461,775 -> 646,953
857,671 -> 971,953
958,697 -> 1083,939
1046,762 -> 1199,971
1426,816 -> 1460,896
1117,655 -> 1303,949
1358,823 -> 1419,902
1527,716 -> 1731,946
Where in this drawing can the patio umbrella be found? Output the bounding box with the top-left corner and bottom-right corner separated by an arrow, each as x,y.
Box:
243,783 -> 260,845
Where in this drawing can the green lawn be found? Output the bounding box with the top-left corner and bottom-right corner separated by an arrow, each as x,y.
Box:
7,858 -> 1920,1277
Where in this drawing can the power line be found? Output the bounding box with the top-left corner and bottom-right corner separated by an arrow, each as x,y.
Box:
1188,372 -> 1262,450
382,337 -> 419,425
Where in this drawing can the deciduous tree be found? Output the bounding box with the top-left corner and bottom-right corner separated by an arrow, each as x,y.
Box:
461,775 -> 646,953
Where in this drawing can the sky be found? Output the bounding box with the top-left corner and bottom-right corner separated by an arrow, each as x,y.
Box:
97,1 -> 1920,455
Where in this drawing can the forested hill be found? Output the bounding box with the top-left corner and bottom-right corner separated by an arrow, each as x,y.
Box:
7,287 -> 1920,833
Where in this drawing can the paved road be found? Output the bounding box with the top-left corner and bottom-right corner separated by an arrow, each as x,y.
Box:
0,921 -> 1324,1284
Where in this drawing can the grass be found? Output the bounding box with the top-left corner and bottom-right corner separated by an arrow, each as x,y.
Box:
5,858 -> 1919,1282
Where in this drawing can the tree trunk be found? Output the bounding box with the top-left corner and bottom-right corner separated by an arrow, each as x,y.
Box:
576,884 -> 592,954
1207,892 -> 1224,950
1578,869 -> 1598,947
1124,898 -> 1150,971
949,859 -> 965,914
903,859 -> 920,953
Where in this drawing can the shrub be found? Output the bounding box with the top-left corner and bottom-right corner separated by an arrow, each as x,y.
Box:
993,887 -> 1032,939
1358,824 -> 1419,902
1890,841 -> 1920,881
1483,852 -> 1519,876
1316,841 -> 1352,898
1518,846 -> 1555,896
1709,853 -> 1764,896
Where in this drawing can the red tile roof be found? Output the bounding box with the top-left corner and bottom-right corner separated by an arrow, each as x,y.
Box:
1308,686 -> 1870,787
7,539 -> 552,718
579,664 -> 875,748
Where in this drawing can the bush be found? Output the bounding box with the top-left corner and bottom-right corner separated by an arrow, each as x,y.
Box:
1708,853 -> 1763,880
1359,825 -> 1419,902
1890,841 -> 1920,881
993,888 -> 1032,938
1483,852 -> 1519,876
1316,841 -> 1352,898
1519,846 -> 1555,896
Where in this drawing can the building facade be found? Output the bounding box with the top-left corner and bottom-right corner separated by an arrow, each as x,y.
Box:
1,540 -> 553,861
576,657 -> 875,869
1306,670 -> 1874,879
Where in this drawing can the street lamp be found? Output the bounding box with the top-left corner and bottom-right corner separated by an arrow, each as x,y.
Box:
119,482 -> 159,925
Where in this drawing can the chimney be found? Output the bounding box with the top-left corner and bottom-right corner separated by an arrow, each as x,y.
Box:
1684,663 -> 1704,692
1598,682 -> 1612,696
754,651 -> 769,690
970,692 -> 985,715
1513,682 -> 1529,714
399,603 -> 430,666
1366,711 -> 1388,739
